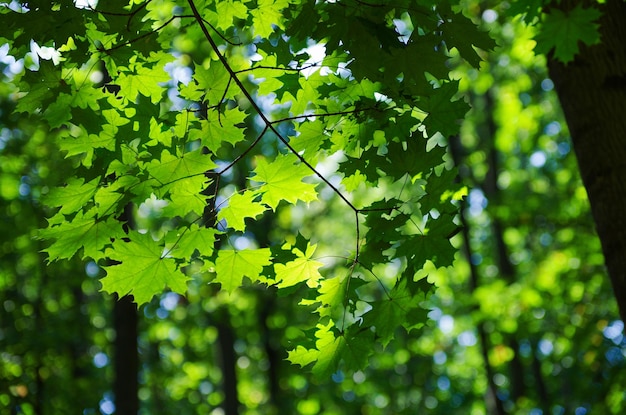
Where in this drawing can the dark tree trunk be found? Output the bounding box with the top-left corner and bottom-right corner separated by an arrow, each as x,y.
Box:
114,295 -> 139,415
215,312 -> 240,415
259,291 -> 282,413
451,136 -> 507,415
531,341 -> 550,412
461,213 -> 508,415
482,92 -> 527,404
547,0 -> 626,323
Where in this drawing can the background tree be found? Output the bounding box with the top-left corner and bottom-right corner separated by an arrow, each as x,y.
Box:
542,0 -> 626,323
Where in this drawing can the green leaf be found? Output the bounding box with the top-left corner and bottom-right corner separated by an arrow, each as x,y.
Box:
94,179 -> 132,217
15,62 -> 61,114
44,177 -> 99,215
252,154 -> 318,210
361,278 -> 430,347
194,62 -> 232,106
534,4 -> 602,64
39,211 -> 123,261
288,320 -> 373,380
217,190 -> 267,232
116,54 -> 173,103
508,0 -> 547,24
167,224 -> 219,259
16,0 -> 486,378
419,81 -> 469,138
147,117 -> 172,147
43,93 -> 74,128
146,149 -> 216,192
398,214 -> 459,271
309,321 -> 344,379
214,248 -> 272,292
287,344 -> 319,370
274,242 -> 323,288
163,175 -> 211,217
215,0 -> 250,31
304,274 -> 367,318
189,108 -> 247,153
251,0 -> 289,38
101,232 -> 189,305
290,120 -> 327,164
441,14 -> 497,68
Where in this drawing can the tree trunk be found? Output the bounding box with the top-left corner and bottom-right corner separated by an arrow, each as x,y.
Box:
114,295 -> 139,415
215,312 -> 240,415
451,136 -> 507,415
547,0 -> 626,322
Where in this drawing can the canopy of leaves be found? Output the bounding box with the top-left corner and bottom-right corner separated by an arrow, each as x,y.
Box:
0,0 -> 497,376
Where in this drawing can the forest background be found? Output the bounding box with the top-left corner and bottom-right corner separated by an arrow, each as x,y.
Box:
1,0 -> 626,414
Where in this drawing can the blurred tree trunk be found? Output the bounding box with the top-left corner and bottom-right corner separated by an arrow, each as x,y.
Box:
215,310 -> 240,414
451,136 -> 506,415
547,0 -> 626,322
203,174 -> 240,414
114,295 -> 138,415
530,341 -> 549,412
259,291 -> 282,413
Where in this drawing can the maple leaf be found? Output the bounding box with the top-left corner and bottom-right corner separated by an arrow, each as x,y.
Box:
189,109 -> 247,153
101,232 -> 189,305
116,54 -> 173,104
163,175 -> 211,217
71,82 -> 103,111
251,0 -> 289,38
252,154 -> 318,210
55,126 -> 115,167
44,177 -> 99,215
288,321 -> 373,380
146,149 -> 216,192
214,248 -> 272,292
419,81 -> 469,138
39,210 -> 123,261
194,63 -> 231,106
291,120 -> 328,164
217,190 -> 267,232
166,224 -> 219,259
385,138 -> 447,181
287,345 -> 319,370
308,321 -> 344,379
508,0 -> 547,24
215,0 -> 250,31
148,117 -> 171,147
274,242 -> 323,288
94,179 -> 133,218
15,61 -> 61,114
441,14 -> 497,68
534,4 -> 602,64
397,214 -> 459,271
17,0 -> 492,377
301,274 -> 367,318
44,93 -> 74,128
361,278 -> 430,347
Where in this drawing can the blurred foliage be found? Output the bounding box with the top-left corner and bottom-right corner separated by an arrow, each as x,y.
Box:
1,1 -> 625,415
0,70 -> 110,413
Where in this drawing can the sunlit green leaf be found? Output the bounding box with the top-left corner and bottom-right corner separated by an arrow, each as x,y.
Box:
217,190 -> 267,232
214,248 -> 272,292
252,154 -> 318,210
101,232 -> 189,305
